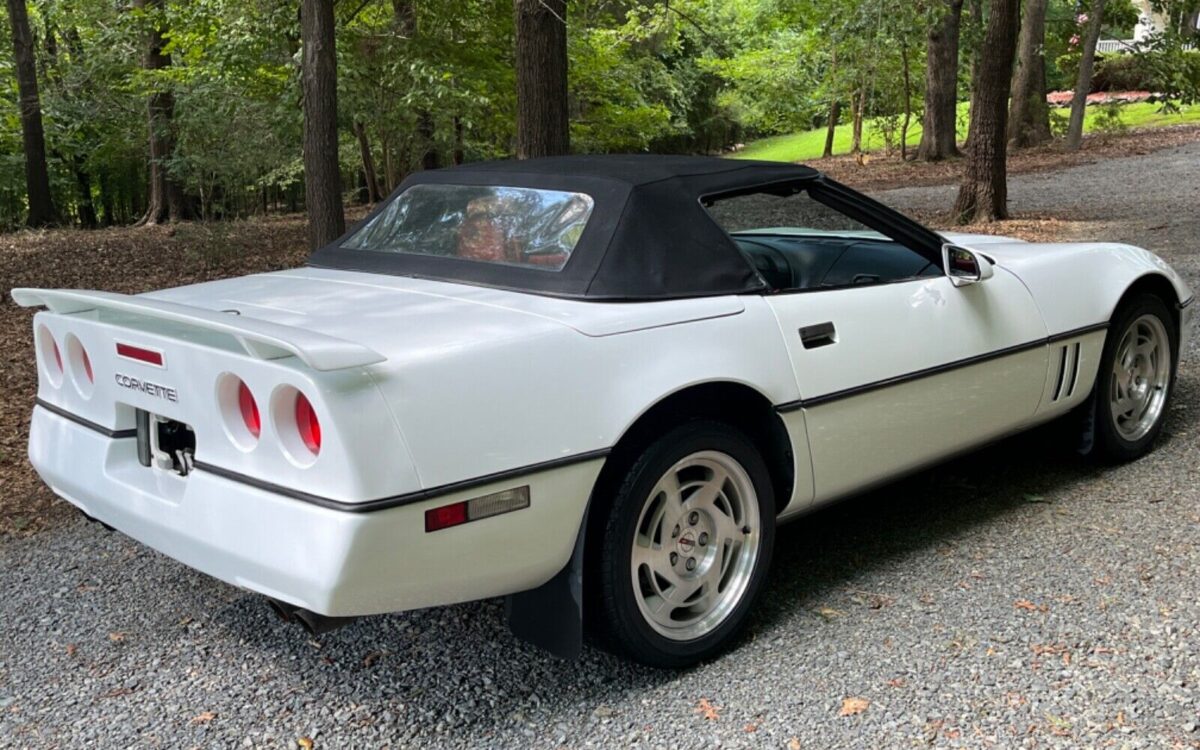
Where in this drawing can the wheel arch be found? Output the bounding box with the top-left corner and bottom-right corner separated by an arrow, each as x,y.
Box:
591,381 -> 795,519
1114,273 -> 1183,341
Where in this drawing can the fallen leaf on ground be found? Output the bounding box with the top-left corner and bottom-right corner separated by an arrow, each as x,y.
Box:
362,650 -> 384,668
108,631 -> 127,642
788,738 -> 801,750
694,698 -> 720,721
65,643 -> 77,657
839,697 -> 869,716
885,678 -> 906,688
1013,599 -> 1047,612
190,711 -> 216,725
100,687 -> 133,699
1045,713 -> 1072,737
297,738 -> 314,750
815,606 -> 844,620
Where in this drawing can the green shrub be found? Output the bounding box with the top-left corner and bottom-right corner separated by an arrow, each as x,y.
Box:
1048,108 -> 1070,138
1094,54 -> 1153,91
1093,102 -> 1130,134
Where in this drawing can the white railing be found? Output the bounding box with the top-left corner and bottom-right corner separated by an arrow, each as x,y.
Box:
1097,37 -> 1196,54
1096,39 -> 1138,54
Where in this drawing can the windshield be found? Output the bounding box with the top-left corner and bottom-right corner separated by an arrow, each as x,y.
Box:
340,184 -> 594,272
706,189 -> 888,241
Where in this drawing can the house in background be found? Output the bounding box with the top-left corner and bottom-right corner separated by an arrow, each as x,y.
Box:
1097,0 -> 1199,53
1133,0 -> 1167,42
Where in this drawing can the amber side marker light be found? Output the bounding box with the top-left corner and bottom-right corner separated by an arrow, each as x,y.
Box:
425,486 -> 531,533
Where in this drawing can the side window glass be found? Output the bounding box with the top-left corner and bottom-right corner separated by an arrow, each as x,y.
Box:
705,187 -> 937,292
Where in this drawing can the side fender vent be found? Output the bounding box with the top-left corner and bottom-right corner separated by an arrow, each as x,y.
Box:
1052,342 -> 1082,401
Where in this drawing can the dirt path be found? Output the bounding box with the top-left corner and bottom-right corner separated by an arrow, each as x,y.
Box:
873,138 -> 1200,272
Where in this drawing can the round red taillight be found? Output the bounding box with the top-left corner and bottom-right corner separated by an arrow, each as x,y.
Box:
237,381 -> 260,438
80,345 -> 93,383
295,393 -> 320,454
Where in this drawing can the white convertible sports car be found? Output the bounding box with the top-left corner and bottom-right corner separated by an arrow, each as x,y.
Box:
16,156 -> 1194,667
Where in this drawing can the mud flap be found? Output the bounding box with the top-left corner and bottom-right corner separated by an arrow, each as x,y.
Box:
1076,390 -> 1096,455
504,516 -> 587,659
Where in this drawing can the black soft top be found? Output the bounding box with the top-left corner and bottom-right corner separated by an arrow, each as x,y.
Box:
309,155 -> 822,300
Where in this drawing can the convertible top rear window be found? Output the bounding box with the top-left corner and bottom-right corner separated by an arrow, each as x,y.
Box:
341,184 -> 594,272
310,155 -> 944,299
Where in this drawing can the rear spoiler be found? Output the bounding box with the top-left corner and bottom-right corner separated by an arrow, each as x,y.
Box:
11,288 -> 386,372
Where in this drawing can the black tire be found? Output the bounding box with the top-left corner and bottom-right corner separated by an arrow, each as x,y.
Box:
1092,293 -> 1178,462
595,420 -> 776,668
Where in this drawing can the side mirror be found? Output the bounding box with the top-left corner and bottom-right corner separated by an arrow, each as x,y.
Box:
942,243 -> 994,287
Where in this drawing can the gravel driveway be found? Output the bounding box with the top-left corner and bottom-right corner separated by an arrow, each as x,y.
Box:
2,143 -> 1199,749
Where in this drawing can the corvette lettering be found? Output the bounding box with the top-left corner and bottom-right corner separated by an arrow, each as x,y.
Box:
114,373 -> 178,403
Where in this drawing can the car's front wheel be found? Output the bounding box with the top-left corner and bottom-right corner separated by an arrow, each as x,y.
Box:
596,421 -> 776,668
1093,293 -> 1178,461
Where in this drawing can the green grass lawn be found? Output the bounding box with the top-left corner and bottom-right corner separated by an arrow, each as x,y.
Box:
733,100 -> 1200,162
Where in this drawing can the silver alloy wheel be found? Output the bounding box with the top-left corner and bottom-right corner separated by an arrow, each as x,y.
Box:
630,450 -> 761,641
1110,313 -> 1171,441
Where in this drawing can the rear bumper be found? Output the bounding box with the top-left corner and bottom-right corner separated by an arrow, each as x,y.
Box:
29,405 -> 600,617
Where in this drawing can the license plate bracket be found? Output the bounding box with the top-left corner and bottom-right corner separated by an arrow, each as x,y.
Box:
135,409 -> 195,476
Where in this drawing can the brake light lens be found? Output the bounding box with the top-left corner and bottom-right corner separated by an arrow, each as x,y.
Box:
237,381 -> 260,438
295,392 -> 321,454
80,345 -> 93,383
116,342 -> 164,367
38,326 -> 63,385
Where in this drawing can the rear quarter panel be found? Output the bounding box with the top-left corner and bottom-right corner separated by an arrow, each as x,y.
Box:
372,296 -> 801,491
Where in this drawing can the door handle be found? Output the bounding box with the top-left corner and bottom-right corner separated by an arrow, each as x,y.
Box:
799,322 -> 837,349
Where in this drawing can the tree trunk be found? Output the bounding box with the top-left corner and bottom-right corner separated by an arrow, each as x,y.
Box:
452,115 -> 465,165
418,110 -> 439,170
71,156 -> 97,228
6,0 -> 56,226
823,101 -> 840,158
134,0 -> 189,225
918,0 -> 965,161
953,0 -> 1021,223
1008,0 -> 1052,147
301,0 -> 345,249
98,169 -> 115,227
353,120 -> 381,203
1066,0 -> 1105,151
850,87 -> 866,154
901,42 -> 912,161
514,0 -> 569,158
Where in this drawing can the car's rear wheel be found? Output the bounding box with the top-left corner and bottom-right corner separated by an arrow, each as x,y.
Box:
1093,293 -> 1177,461
596,421 -> 775,668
